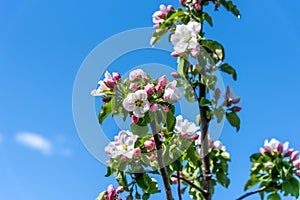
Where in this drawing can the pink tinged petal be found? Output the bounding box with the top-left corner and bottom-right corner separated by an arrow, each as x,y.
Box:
135,90 -> 148,101
104,71 -> 113,80
144,140 -> 155,151
120,155 -> 127,162
153,24 -> 160,28
296,170 -> 300,177
144,83 -> 155,95
159,4 -> 167,12
129,83 -> 138,91
285,148 -> 294,156
291,151 -> 299,161
107,185 -> 116,200
123,93 -> 136,111
294,159 -> 300,168
167,5 -> 174,11
260,147 -> 267,155
283,142 -> 289,151
116,186 -> 125,194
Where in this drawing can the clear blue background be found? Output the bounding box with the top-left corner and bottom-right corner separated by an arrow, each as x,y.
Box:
1,0 -> 300,199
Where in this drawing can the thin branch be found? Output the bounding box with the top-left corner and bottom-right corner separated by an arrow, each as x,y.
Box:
171,175 -> 207,197
236,186 -> 267,200
150,121 -> 173,200
177,171 -> 182,200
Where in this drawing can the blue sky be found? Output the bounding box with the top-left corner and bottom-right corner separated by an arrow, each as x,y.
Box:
1,0 -> 300,200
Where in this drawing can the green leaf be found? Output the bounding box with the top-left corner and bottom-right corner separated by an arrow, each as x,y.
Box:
130,123 -> 149,137
98,100 -> 112,124
219,63 -> 237,81
267,193 -> 281,200
177,57 -> 189,79
196,114 -> 201,126
184,85 -> 195,103
150,28 -> 168,46
216,172 -> 230,187
214,107 -> 225,123
202,74 -> 217,91
202,12 -> 213,26
282,177 -> 299,198
200,97 -> 211,107
166,111 -> 176,132
105,166 -> 112,177
244,175 -> 260,191
226,111 -> 240,131
202,40 -> 225,61
142,193 -> 150,200
219,0 -> 241,19
96,191 -> 107,200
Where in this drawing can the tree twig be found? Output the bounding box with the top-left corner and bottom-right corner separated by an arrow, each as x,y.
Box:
171,175 -> 207,197
177,171 -> 182,200
236,186 -> 267,200
150,120 -> 173,200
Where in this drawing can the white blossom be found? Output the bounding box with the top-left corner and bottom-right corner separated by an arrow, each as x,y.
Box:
163,80 -> 182,104
175,115 -> 198,135
170,21 -> 201,55
129,69 -> 147,81
264,138 -> 289,153
123,90 -> 150,118
91,71 -> 116,96
104,130 -> 138,159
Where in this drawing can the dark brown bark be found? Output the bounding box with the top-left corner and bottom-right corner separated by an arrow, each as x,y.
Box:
150,121 -> 173,200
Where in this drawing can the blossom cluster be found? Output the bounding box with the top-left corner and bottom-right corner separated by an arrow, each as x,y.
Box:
96,185 -> 124,200
260,138 -> 300,176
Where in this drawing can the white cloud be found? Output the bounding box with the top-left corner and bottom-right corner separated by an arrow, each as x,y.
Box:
15,132 -> 52,155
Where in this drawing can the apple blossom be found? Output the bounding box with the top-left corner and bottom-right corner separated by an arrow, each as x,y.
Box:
149,154 -> 156,160
123,90 -> 150,118
116,186 -> 125,194
133,148 -> 141,157
170,21 -> 201,55
129,69 -> 147,81
213,140 -> 226,152
264,138 -> 289,154
152,4 -> 174,26
175,115 -> 198,136
171,177 -> 178,184
105,130 -> 138,159
113,72 -> 121,81
171,72 -> 181,79
91,71 -> 117,96
285,148 -> 294,156
296,170 -> 300,177
106,185 -> 117,200
163,80 -> 182,104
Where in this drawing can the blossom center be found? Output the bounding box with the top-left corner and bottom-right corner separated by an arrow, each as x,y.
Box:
122,144 -> 128,151
184,35 -> 192,42
135,100 -> 144,107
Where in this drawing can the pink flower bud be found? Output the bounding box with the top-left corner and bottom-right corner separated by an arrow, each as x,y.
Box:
144,140 -> 155,151
131,115 -> 139,124
158,75 -> 167,87
129,83 -> 138,92
133,148 -> 141,157
296,170 -> 300,177
179,0 -> 186,6
171,51 -> 182,57
179,132 -> 187,137
163,106 -> 170,112
116,186 -> 125,194
150,103 -> 159,112
155,84 -> 163,93
102,96 -> 112,103
112,72 -> 121,81
171,72 -> 180,79
107,185 -> 116,200
214,88 -> 221,99
285,148 -> 294,156
291,151 -> 299,161
195,3 -> 202,10
232,106 -> 242,112
294,159 -> 300,168
277,143 -> 284,153
120,155 -> 127,162
144,83 -> 155,95
260,147 -> 267,155
171,177 -> 178,184
149,154 -> 156,160
167,5 -> 174,11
